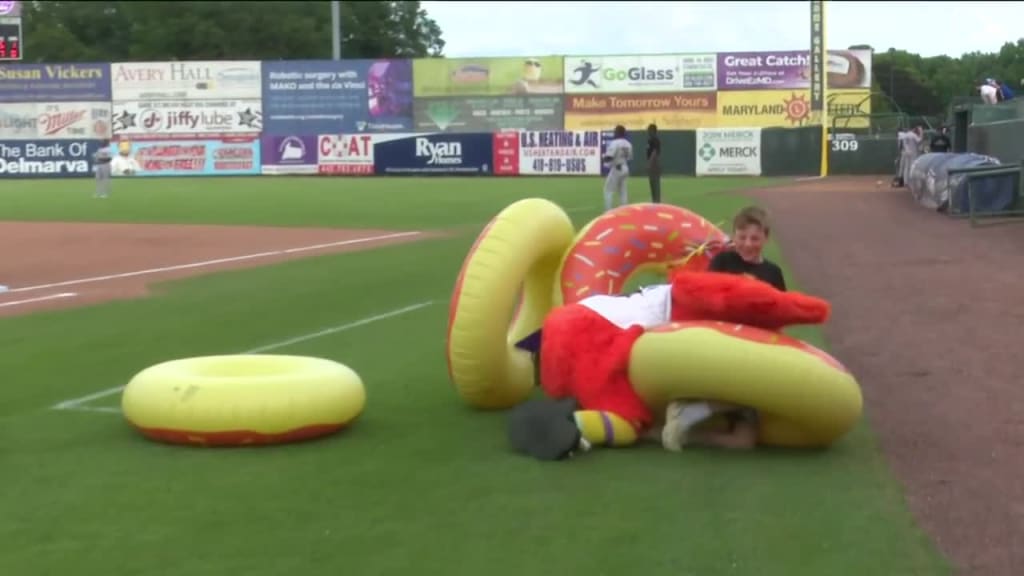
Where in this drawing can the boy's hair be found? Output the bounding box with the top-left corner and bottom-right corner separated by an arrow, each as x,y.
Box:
732,205 -> 771,235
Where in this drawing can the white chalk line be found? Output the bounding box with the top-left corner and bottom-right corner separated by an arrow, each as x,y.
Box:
50,300 -> 436,414
0,292 -> 77,309
12,207 -> 592,297
7,231 -> 423,295
44,203 -> 597,415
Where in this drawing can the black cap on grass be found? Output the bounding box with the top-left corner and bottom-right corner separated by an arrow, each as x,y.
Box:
507,397 -> 582,461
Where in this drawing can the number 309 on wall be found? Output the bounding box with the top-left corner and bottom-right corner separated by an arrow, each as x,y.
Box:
830,134 -> 859,152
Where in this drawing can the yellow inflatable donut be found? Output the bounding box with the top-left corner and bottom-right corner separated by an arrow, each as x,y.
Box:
630,322 -> 863,448
446,198 -> 576,409
122,354 -> 366,446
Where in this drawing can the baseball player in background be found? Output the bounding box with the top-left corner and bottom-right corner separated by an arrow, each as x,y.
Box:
602,125 -> 633,212
93,140 -> 113,198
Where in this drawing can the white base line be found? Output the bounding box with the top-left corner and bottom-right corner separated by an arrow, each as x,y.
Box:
9,231 -> 423,295
0,292 -> 77,309
46,204 -> 595,414
50,300 -> 436,414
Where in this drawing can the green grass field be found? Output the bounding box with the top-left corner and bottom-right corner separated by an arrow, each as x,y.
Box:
0,175 -> 949,576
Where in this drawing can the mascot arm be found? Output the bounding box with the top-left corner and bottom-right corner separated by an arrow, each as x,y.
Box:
669,270 -> 830,330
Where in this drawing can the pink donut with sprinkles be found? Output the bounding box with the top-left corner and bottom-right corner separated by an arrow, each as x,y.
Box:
555,203 -> 731,305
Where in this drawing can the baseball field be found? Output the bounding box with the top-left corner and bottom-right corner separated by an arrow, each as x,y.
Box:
0,174 -> 975,575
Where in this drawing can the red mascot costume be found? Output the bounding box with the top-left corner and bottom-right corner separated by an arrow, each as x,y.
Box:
509,268 -> 830,459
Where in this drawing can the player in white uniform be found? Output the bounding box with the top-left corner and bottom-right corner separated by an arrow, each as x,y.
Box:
602,125 -> 633,212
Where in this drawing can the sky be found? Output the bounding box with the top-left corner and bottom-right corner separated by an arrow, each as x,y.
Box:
420,1 -> 1022,59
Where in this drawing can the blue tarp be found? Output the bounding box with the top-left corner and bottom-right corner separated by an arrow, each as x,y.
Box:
908,152 -> 1012,212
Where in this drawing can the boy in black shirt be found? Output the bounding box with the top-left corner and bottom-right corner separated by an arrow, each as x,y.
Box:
708,205 -> 786,291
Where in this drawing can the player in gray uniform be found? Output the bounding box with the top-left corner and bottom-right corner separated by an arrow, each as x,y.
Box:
896,127 -> 922,188
602,125 -> 633,212
93,140 -> 113,198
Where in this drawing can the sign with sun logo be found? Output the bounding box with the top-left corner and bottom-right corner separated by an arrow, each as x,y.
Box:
715,89 -> 869,128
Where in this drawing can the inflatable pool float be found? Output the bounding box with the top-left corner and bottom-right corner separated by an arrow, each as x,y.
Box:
122,354 -> 366,446
446,199 -> 863,449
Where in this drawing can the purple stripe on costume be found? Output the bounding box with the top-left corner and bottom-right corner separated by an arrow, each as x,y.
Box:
600,412 -> 614,444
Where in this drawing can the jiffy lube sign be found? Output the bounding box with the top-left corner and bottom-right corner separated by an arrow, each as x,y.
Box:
716,49 -> 872,90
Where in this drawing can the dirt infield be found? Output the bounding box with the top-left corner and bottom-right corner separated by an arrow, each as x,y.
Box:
748,176 -> 1024,576
0,221 -> 437,318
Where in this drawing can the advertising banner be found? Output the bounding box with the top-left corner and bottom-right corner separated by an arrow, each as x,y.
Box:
413,95 -> 563,132
0,1 -> 23,17
716,49 -> 872,91
317,133 -> 381,175
111,61 -> 261,101
114,139 -> 260,176
517,130 -> 602,175
0,62 -> 111,102
0,139 -> 102,178
492,132 -> 519,176
373,133 -> 493,175
413,56 -> 564,97
715,89 -> 870,128
696,128 -> 762,176
260,134 -> 319,175
111,99 -> 262,140
261,59 -> 413,134
0,101 -> 111,139
563,54 -> 716,94
564,92 -> 717,131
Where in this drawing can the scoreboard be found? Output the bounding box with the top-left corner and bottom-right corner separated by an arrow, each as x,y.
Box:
0,21 -> 21,60
0,0 -> 21,61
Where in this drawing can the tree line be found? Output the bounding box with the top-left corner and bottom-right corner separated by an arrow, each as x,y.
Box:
15,2 -> 1023,119
864,40 -> 1024,117
19,1 -> 445,63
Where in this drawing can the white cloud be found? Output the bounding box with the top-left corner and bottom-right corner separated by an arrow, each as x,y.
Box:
421,1 -> 1023,59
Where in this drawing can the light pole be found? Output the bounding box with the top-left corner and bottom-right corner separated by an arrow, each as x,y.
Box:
331,1 -> 342,60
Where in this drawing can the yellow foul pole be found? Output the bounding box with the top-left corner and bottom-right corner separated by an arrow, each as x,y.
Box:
813,0 -> 829,177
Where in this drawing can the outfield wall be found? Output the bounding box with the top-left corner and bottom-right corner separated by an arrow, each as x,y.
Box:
0,127 -> 898,179
0,55 -> 896,179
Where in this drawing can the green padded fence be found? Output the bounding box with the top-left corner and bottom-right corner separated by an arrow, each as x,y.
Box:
943,163 -> 1024,227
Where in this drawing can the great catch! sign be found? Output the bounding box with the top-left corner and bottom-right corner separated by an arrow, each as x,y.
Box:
110,61 -> 262,101
0,102 -> 111,139
516,130 -> 602,175
111,100 -> 262,139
